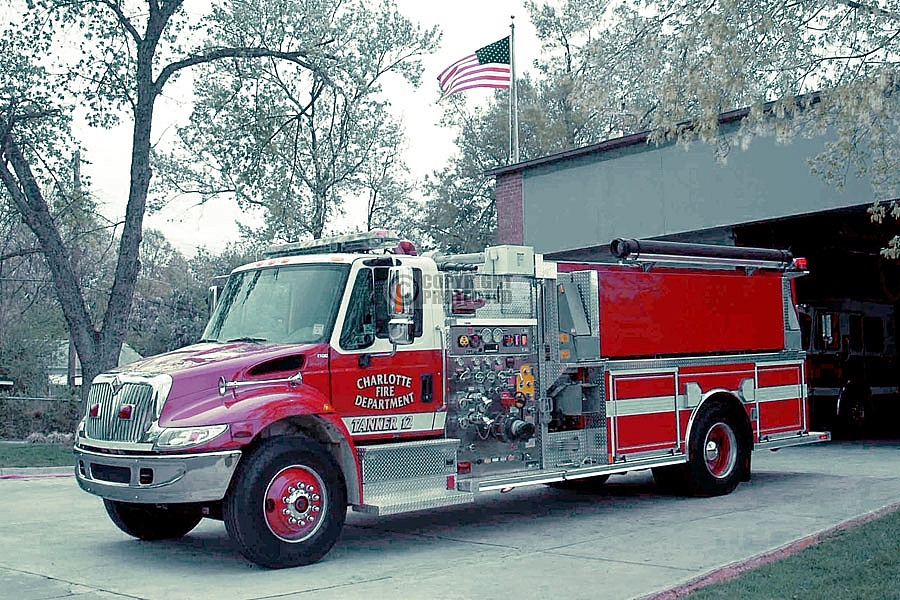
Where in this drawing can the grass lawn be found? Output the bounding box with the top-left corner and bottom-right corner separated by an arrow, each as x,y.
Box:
687,508 -> 900,600
0,443 -> 75,468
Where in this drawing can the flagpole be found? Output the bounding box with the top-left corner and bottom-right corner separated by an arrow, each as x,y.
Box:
509,16 -> 519,164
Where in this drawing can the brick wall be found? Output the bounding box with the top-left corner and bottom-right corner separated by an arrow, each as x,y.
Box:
495,172 -> 523,245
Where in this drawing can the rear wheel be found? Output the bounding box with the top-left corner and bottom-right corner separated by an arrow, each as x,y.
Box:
836,385 -> 869,439
224,436 -> 346,568
103,500 -> 203,540
684,403 -> 748,496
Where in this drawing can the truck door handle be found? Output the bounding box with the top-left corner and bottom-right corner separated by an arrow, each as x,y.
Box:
421,373 -> 434,403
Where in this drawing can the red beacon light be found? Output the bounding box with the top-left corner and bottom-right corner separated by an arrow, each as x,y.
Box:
792,257 -> 808,271
393,240 -> 418,256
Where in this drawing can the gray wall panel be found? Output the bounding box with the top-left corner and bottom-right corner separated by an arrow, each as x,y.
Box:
522,132 -> 874,254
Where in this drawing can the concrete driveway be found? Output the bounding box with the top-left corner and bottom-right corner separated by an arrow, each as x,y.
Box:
1,440 -> 898,600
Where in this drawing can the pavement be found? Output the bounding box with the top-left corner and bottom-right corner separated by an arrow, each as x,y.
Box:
0,440 -> 899,600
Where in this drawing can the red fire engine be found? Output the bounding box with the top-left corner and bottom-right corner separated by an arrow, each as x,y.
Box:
74,231 -> 829,567
799,300 -> 898,435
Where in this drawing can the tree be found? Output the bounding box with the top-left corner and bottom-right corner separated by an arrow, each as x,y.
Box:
0,0 -> 357,399
128,232 -> 258,357
153,0 -> 439,243
359,121 -> 417,232
0,203 -> 66,397
574,0 -> 900,256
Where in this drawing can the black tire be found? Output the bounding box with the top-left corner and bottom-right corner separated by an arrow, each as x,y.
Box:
546,474 -> 610,491
103,500 -> 203,540
224,436 -> 347,568
683,403 -> 748,496
836,385 -> 869,439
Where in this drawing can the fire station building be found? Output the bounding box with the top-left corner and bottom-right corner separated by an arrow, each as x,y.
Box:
489,107 -> 900,435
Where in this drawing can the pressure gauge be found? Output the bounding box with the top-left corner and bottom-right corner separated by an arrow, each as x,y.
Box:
492,328 -> 504,343
480,327 -> 493,341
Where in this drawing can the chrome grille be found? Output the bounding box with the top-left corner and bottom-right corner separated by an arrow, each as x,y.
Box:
84,381 -> 156,443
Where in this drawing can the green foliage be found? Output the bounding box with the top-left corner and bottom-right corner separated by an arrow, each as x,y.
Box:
127,231 -> 258,357
154,0 -> 439,243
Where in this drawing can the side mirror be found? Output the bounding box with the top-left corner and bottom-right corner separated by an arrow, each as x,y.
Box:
820,313 -> 833,347
388,266 -> 415,346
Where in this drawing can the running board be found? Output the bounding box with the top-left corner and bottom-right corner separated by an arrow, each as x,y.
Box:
756,431 -> 831,451
471,454 -> 689,492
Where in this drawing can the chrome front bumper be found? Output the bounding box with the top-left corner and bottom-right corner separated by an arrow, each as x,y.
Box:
74,446 -> 242,504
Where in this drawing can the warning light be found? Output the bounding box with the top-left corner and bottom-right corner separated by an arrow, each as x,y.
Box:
792,257 -> 808,270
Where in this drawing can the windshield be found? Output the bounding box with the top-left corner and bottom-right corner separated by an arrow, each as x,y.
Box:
202,264 -> 349,345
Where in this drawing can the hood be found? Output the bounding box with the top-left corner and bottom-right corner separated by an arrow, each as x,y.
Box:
116,341 -> 316,380
109,342 -> 327,422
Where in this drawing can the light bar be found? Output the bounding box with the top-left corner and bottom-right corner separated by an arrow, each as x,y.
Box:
264,229 -> 401,258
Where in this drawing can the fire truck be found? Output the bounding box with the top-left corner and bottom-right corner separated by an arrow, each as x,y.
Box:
74,231 -> 829,568
799,300 -> 898,435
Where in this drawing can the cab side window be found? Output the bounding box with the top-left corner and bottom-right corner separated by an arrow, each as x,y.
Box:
373,266 -> 424,339
340,269 -> 376,350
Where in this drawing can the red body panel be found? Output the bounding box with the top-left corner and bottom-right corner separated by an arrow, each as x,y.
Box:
559,263 -> 785,358
330,349 -> 444,441
610,372 -> 678,455
615,412 -> 678,453
758,363 -> 805,435
678,363 -> 756,393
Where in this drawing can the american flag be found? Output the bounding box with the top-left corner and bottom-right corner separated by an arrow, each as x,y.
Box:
437,37 -> 511,98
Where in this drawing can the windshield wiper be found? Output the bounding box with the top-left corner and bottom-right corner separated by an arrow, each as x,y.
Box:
225,337 -> 268,343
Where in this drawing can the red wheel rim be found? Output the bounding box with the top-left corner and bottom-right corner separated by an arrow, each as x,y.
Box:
703,422 -> 737,479
264,465 -> 327,542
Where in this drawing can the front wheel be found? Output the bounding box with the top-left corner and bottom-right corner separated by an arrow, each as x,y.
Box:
103,500 -> 203,540
684,403 -> 748,497
224,436 -> 347,568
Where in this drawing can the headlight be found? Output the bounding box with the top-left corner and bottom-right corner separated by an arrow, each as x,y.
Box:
153,424 -> 229,449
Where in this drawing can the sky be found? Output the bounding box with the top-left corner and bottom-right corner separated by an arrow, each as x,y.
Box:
76,1 -> 541,255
